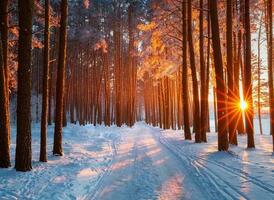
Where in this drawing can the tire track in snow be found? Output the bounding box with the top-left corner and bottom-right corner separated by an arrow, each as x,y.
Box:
158,136 -> 242,200
83,134 -> 119,200
159,134 -> 274,199
162,134 -> 274,195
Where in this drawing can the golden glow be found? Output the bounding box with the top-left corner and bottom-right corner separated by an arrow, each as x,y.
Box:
239,100 -> 248,111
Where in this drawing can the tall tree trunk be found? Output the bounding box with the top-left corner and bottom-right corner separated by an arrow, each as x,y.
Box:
227,0 -> 237,145
244,0 -> 255,148
206,4 -> 211,132
0,32 -> 10,168
48,29 -> 58,125
267,0 -> 273,151
114,5 -> 122,127
40,0 -> 50,162
0,0 -> 9,87
182,0 -> 191,140
209,0 -> 229,151
53,0 -> 68,156
200,0 -> 207,142
187,0 -> 201,143
15,0 -> 34,171
235,30 -> 245,134
0,0 -> 10,158
257,13 -> 263,135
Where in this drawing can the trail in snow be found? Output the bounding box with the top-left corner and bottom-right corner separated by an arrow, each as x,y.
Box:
90,125 -> 204,200
87,123 -> 274,200
0,122 -> 273,200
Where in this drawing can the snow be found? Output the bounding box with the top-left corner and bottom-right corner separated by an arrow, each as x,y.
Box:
0,122 -> 273,200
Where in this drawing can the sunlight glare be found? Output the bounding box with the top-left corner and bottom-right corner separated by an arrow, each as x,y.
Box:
239,100 -> 248,111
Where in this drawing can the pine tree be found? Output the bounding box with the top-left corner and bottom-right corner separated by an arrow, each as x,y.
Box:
187,0 -> 201,143
40,0 -> 50,162
15,0 -> 34,171
53,0 -> 68,156
244,0 -> 255,148
200,0 -> 207,142
0,32 -> 10,168
227,0 -> 237,145
266,0 -> 273,151
209,0 -> 229,151
182,0 -> 191,140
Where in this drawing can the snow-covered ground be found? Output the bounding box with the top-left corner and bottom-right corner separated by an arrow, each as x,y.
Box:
0,122 -> 273,200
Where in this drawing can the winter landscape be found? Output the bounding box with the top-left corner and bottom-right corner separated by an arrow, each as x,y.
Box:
0,0 -> 274,200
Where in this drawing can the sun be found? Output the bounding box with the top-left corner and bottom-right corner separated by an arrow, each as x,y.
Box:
239,100 -> 248,111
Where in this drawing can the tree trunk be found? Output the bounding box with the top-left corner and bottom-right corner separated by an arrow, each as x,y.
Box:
227,0 -> 237,145
235,30 -> 245,134
53,0 -> 68,156
244,0 -> 255,148
267,0 -> 273,151
0,0 -> 11,160
257,13 -> 263,135
15,0 -> 34,171
0,32 -> 10,168
209,0 -> 229,151
187,0 -> 201,143
206,4 -> 211,132
182,0 -> 191,140
200,0 -> 207,142
40,0 -> 50,162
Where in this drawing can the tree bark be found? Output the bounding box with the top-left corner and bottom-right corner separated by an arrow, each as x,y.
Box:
227,0 -> 237,145
244,0 -> 255,148
40,0 -> 50,162
0,0 -> 11,167
200,0 -> 207,142
257,13 -> 263,135
209,0 -> 229,151
53,0 -> 68,156
0,31 -> 10,168
266,0 -> 273,151
187,0 -> 201,142
15,0 -> 34,171
182,0 -> 191,140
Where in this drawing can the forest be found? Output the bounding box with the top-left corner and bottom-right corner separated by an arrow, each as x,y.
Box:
0,0 -> 273,199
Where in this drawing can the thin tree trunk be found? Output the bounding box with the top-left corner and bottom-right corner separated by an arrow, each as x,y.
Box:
182,0 -> 191,140
257,13 -> 263,135
188,0 -> 201,143
40,0 -> 50,162
200,0 -> 207,142
53,0 -> 68,156
266,0 -> 274,151
206,4 -> 211,132
227,0 -> 237,145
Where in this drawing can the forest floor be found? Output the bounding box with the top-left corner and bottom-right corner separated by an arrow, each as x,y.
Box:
0,122 -> 274,200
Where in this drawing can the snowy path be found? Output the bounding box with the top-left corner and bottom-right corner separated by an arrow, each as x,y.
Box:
0,122 -> 273,200
89,125 -> 204,200
86,124 -> 274,200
